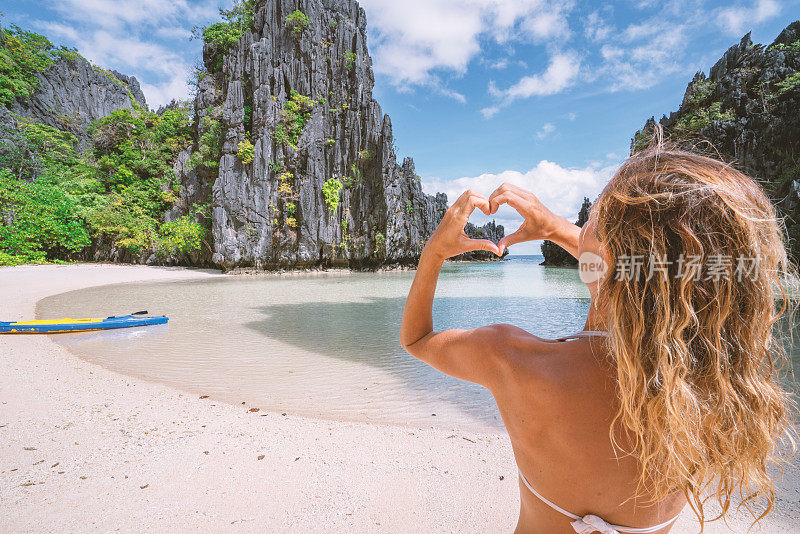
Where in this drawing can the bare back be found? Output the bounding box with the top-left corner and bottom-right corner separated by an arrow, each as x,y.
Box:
491,329 -> 686,533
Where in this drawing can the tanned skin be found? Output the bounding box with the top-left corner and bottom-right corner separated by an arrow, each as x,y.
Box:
400,184 -> 685,534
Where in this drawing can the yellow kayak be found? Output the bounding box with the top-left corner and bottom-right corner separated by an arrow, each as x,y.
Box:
0,312 -> 168,334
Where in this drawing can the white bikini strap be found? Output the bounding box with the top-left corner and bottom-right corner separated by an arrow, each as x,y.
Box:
517,468 -> 681,534
557,330 -> 610,341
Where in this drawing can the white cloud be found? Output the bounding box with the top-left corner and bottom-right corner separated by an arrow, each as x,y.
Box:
58,30 -> 191,107
592,21 -> 691,92
536,122 -> 556,139
51,0 -> 218,29
481,105 -> 502,119
584,10 -> 613,42
360,0 -> 574,96
140,73 -> 193,111
422,160 -> 616,234
31,0 -> 222,108
482,52 -> 580,117
582,0 -> 775,94
519,5 -> 572,43
79,31 -> 185,77
432,82 -> 467,103
37,22 -> 81,42
717,0 -> 781,35
488,58 -> 510,70
154,26 -> 193,41
503,53 -> 580,98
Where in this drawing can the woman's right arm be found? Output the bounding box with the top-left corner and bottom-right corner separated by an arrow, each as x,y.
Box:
488,183 -> 581,258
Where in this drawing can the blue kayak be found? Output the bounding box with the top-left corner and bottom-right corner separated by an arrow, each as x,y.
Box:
0,313 -> 169,334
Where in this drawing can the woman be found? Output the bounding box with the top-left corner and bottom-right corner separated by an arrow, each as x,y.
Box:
399,144 -> 796,534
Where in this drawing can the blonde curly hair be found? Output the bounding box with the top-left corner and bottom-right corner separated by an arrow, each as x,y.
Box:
592,138 -> 797,527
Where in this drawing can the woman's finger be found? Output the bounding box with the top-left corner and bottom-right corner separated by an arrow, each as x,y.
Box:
497,224 -> 529,255
467,195 -> 492,216
488,191 -> 524,214
461,237 -> 501,256
454,190 -> 491,217
487,185 -> 508,206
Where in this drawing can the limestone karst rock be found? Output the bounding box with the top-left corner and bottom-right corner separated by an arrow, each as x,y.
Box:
4,2 -> 503,269
183,0 -> 500,270
10,56 -> 145,145
632,21 -> 800,260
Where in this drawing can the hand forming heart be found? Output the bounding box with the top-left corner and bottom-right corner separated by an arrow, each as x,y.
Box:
487,183 -> 561,255
423,190 -> 501,260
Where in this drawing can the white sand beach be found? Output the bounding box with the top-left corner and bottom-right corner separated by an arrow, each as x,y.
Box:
0,264 -> 797,533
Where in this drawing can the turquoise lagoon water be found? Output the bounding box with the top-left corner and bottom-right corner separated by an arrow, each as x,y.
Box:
37,256 -> 591,432
36,256 -> 799,432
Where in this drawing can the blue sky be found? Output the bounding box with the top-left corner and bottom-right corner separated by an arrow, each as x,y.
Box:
2,0 -> 798,253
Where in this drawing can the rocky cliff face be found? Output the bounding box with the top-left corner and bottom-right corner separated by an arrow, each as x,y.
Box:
2,4 -> 500,271
541,197 -> 591,266
184,0 -> 453,270
10,56 -> 146,144
632,20 -> 800,259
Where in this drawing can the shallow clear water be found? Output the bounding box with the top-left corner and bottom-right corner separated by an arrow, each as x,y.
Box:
37,256 -> 591,433
36,256 -> 800,433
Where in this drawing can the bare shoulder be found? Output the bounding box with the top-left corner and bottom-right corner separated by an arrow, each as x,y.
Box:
477,324 -> 569,381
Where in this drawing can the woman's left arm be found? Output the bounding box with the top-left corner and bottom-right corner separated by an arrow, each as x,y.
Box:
399,191 -> 509,387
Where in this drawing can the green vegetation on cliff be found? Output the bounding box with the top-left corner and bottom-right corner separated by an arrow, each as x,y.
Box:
0,23 -> 208,266
0,23 -> 83,106
274,90 -> 316,148
286,10 -> 311,35
194,1 -> 256,72
2,107 -> 207,265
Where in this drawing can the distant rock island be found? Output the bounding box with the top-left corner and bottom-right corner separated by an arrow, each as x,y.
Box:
457,220 -> 507,261
540,198 -> 590,267
0,0 -> 502,270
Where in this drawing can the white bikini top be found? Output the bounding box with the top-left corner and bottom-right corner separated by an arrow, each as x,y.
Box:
519,330 -> 683,534
518,469 -> 682,534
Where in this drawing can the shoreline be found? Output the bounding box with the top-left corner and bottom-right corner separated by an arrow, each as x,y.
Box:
1,264 -> 797,533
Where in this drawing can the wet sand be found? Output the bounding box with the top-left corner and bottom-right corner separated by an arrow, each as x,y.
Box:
0,264 -> 797,533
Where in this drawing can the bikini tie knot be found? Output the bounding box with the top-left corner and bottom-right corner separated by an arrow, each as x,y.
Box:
571,514 -> 620,534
